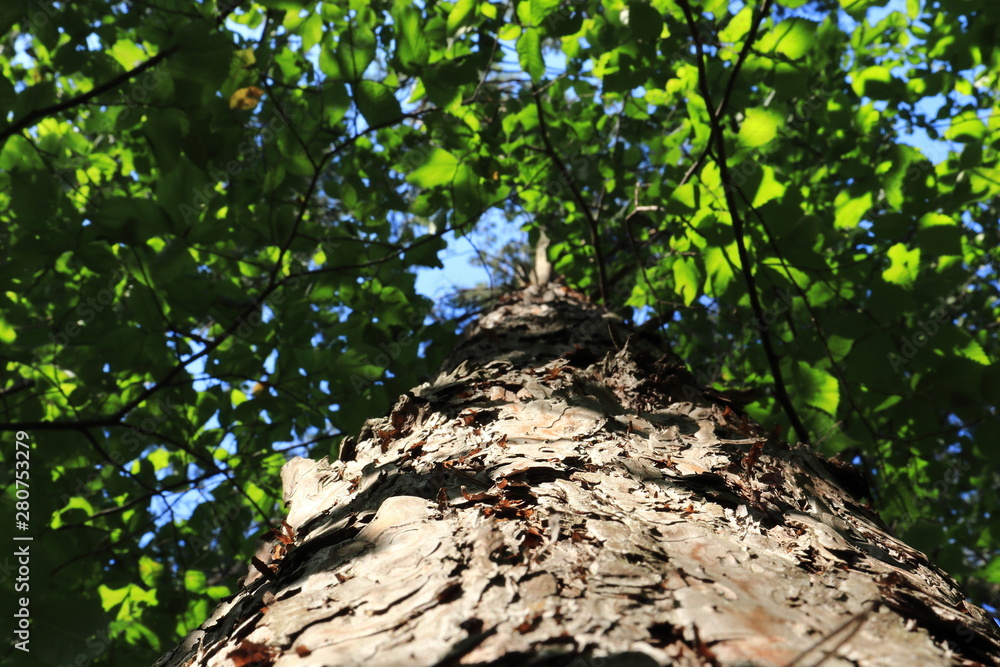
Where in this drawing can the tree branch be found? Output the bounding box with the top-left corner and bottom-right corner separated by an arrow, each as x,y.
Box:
0,46 -> 178,145
677,0 -> 809,443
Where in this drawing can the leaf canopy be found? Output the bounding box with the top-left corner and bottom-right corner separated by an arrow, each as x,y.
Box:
1,0 -> 998,662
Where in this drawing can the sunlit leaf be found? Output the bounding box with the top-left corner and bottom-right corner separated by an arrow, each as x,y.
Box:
883,243 -> 921,286
395,6 -> 430,72
789,361 -> 840,416
833,189 -> 873,229
738,108 -> 782,148
516,27 -> 544,82
672,256 -> 702,306
757,18 -> 817,59
406,148 -> 460,188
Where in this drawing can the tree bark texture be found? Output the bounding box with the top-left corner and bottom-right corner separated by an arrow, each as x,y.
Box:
155,285 -> 1000,667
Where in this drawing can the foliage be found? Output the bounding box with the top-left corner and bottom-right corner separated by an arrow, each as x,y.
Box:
0,0 -> 997,663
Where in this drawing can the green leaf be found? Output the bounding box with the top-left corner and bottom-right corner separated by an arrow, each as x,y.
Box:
738,108 -> 782,148
0,318 -> 16,344
838,0 -> 881,19
406,235 -> 447,268
395,6 -> 430,72
98,584 -> 130,611
184,570 -> 207,593
94,198 -> 172,244
297,14 -> 323,52
516,27 -> 544,82
406,148 -> 460,187
666,182 -> 699,213
452,163 -> 485,221
319,39 -> 343,80
448,0 -> 477,32
7,0 -> 999,657
337,26 -> 376,80
945,109 -> 986,143
833,189 -> 872,229
672,256 -> 701,306
231,388 -> 248,407
719,6 -> 753,43
10,169 -> 57,224
138,556 -> 164,588
703,245 -> 736,296
749,165 -> 787,207
148,448 -> 171,472
955,336 -> 990,366
851,66 -> 896,99
352,80 -> 403,126
499,24 -> 521,41
883,243 -> 921,286
757,18 -> 817,59
624,2 -> 663,43
529,0 -> 562,23
790,361 -> 840,416
916,213 -> 962,257
76,242 -> 121,273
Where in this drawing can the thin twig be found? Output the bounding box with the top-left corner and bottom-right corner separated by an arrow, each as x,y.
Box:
532,93 -> 609,302
0,46 -> 178,144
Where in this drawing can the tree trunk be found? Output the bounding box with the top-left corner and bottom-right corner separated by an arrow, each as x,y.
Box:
155,285 -> 1000,667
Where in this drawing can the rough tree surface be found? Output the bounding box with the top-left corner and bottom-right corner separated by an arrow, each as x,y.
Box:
155,286 -> 1000,667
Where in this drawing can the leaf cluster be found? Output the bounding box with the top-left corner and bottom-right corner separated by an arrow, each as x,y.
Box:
0,0 -> 998,662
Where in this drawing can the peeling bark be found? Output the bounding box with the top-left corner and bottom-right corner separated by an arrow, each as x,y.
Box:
155,285 -> 1000,667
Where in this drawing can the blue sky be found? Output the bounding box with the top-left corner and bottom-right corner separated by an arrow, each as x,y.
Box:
413,222 -> 525,301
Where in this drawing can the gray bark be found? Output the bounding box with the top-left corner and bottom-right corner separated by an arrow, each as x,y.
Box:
155,285 -> 1000,667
